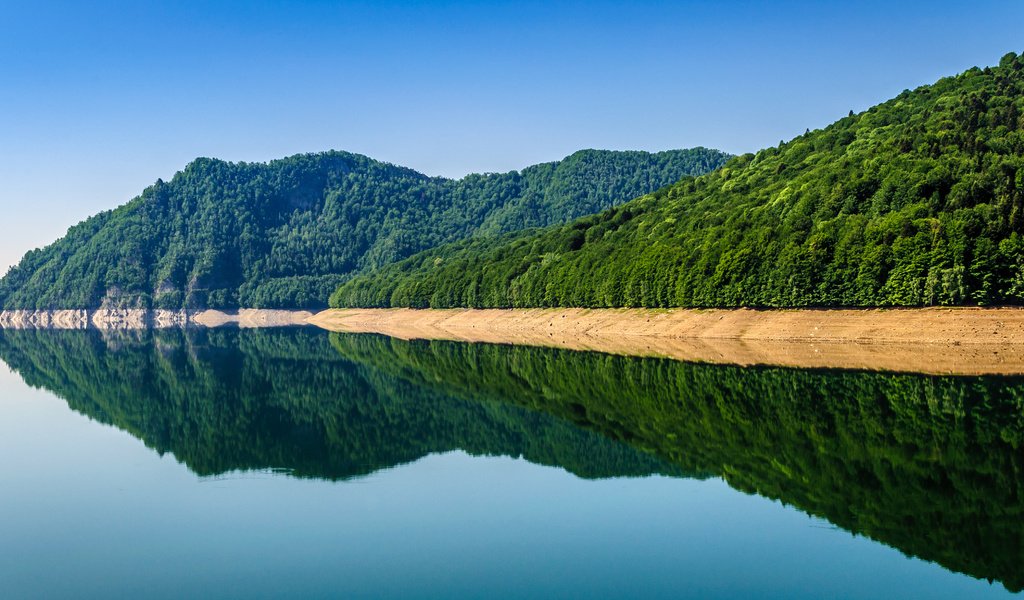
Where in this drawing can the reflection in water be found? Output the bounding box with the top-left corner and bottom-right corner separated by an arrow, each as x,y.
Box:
332,334 -> 1024,593
0,328 -> 678,481
0,328 -> 1022,592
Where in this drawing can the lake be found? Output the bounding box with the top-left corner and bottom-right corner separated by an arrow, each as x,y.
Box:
0,327 -> 1020,598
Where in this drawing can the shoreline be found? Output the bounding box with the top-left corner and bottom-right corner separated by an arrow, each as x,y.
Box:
6,305 -> 1024,375
308,307 -> 1024,376
0,309 -> 314,330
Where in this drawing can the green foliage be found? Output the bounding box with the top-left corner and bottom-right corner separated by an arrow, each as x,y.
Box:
333,52 -> 1024,308
0,149 -> 730,310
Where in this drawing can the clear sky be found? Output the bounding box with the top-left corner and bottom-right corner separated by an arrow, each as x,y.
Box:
1,0 -> 1022,273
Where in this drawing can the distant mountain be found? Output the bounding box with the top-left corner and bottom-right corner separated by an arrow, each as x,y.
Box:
332,52 -> 1024,309
0,148 -> 730,310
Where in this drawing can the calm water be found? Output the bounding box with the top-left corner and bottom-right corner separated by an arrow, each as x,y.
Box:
0,328 -> 1021,599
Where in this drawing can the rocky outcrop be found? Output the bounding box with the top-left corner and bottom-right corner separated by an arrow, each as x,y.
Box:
89,309 -> 149,329
152,310 -> 190,328
0,309 -> 310,330
0,310 -> 90,329
52,310 -> 91,328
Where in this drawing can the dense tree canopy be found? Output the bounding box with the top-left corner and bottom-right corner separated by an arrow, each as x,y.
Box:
0,148 -> 729,310
333,52 -> 1024,309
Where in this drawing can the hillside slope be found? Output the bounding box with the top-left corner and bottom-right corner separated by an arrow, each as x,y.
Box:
332,52 -> 1024,309
0,148 -> 729,310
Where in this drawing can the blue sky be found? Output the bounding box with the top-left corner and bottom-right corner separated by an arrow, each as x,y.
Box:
1,0 -> 1022,272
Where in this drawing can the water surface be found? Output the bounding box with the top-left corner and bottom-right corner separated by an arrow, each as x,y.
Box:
0,328 -> 1020,598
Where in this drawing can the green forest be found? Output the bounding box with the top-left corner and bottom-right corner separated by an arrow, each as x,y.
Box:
1,327 -> 1022,591
0,148 -> 729,310
332,52 -> 1024,309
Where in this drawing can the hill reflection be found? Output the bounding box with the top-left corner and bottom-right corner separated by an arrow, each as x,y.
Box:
1,328 -> 1022,591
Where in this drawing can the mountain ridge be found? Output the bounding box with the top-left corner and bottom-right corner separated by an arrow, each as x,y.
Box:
331,52 -> 1024,309
0,147 -> 730,310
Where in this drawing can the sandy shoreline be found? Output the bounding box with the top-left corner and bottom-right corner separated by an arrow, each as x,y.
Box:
309,307 -> 1024,376
6,305 -> 1024,374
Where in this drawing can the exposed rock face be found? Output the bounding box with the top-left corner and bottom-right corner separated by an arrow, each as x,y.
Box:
90,309 -> 149,329
53,310 -> 91,328
0,309 -> 137,329
152,310 -> 189,328
0,309 -> 310,330
0,310 -> 90,329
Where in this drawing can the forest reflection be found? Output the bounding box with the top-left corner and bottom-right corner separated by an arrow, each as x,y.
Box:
0,328 -> 1021,592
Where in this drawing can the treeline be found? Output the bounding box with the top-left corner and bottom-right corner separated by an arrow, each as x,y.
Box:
0,148 -> 730,310
333,52 -> 1024,309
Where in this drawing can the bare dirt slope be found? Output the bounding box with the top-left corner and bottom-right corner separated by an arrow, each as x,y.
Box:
309,307 -> 1024,375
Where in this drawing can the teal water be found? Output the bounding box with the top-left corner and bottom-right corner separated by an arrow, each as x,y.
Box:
0,328 -> 1020,599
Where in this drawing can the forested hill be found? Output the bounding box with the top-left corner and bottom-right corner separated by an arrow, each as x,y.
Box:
0,148 -> 729,310
332,52 -> 1024,309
